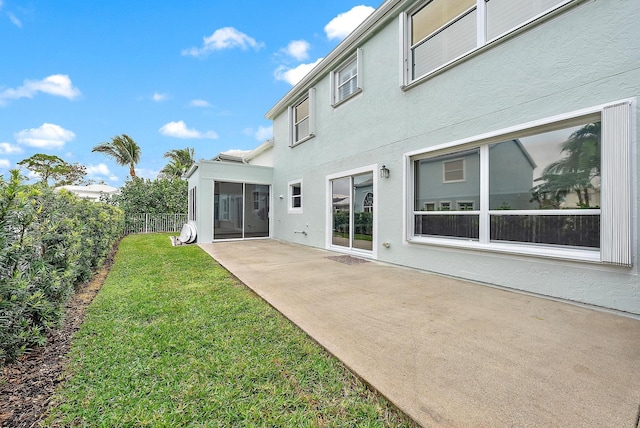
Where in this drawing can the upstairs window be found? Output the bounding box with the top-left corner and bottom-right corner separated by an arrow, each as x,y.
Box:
443,158 -> 465,182
331,49 -> 363,106
403,0 -> 573,84
288,89 -> 316,146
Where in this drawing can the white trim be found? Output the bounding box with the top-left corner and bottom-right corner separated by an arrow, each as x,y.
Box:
405,98 -> 636,265
601,101 -> 633,266
401,0 -> 582,87
289,90 -> 316,147
442,157 -> 466,183
438,201 -> 452,211
456,201 -> 475,211
212,180 -> 272,241
287,179 -> 303,214
331,49 -> 363,107
326,164 -> 378,259
308,88 -> 316,137
266,0 -> 403,119
408,234 -> 601,263
399,12 -> 408,87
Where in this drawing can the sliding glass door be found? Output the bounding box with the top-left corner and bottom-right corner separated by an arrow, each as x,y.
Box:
214,181 -> 269,240
331,172 -> 374,252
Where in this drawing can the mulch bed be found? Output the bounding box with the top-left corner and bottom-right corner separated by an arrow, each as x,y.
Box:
0,252 -> 115,428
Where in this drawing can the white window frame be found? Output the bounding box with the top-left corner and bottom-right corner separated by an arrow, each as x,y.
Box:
424,201 -> 436,211
400,0 -> 579,87
405,99 -> 635,266
288,89 -> 316,147
457,201 -> 475,211
288,179 -> 303,214
439,201 -> 451,211
330,48 -> 363,107
363,192 -> 374,213
325,164 -> 379,259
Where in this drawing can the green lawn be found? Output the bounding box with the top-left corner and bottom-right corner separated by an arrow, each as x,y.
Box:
46,234 -> 416,427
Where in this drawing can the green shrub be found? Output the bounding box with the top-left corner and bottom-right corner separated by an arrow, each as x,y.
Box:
0,171 -> 124,364
106,177 -> 187,215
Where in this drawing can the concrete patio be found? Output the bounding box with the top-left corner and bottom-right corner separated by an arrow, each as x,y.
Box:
199,240 -> 640,427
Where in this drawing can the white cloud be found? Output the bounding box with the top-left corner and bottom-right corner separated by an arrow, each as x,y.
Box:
152,92 -> 168,102
159,120 -> 218,139
274,58 -> 323,86
87,163 -> 118,182
243,125 -> 273,141
8,12 -> 21,28
0,74 -> 81,105
283,40 -> 310,61
255,125 -> 273,141
0,142 -> 22,154
325,5 -> 375,41
0,159 -> 10,169
137,168 -> 161,180
86,163 -> 110,176
190,99 -> 210,107
182,27 -> 264,57
15,123 -> 75,149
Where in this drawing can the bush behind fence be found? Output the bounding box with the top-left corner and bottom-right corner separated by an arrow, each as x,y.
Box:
124,213 -> 188,235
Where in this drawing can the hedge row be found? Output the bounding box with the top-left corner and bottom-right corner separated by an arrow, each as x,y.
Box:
0,171 -> 124,364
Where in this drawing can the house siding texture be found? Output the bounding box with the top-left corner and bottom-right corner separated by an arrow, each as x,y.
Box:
268,0 -> 640,314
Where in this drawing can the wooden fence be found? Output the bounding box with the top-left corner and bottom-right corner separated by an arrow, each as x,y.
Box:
124,213 -> 188,235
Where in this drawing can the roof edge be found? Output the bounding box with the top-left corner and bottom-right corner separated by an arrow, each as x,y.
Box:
265,0 -> 404,120
244,139 -> 274,162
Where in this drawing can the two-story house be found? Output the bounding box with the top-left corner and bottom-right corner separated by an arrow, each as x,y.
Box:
188,0 -> 639,316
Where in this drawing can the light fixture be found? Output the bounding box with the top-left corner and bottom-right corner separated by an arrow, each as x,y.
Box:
380,164 -> 390,179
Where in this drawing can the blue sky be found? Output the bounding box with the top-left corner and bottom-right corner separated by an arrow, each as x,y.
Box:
0,1 -> 378,186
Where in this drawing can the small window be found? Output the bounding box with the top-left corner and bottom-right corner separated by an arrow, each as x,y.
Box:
289,90 -> 315,146
443,158 -> 465,182
331,49 -> 362,105
188,186 -> 197,221
288,180 -> 303,213
457,201 -> 474,211
439,201 -> 451,211
424,202 -> 436,211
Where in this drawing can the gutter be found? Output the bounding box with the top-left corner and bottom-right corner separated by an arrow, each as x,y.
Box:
184,162 -> 199,179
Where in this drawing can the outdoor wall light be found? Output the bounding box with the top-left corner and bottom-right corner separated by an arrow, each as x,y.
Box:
279,194 -> 284,199
380,164 -> 390,179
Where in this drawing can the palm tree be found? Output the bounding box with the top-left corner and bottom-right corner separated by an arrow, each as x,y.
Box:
159,147 -> 195,179
530,122 -> 600,208
92,134 -> 141,178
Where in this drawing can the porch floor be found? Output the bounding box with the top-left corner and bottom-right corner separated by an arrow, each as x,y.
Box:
198,239 -> 640,427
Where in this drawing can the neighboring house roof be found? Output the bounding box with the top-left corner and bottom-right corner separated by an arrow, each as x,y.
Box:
266,0 -> 401,119
57,184 -> 120,200
186,139 -> 274,178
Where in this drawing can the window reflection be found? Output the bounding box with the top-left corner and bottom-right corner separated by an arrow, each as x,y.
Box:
489,122 -> 601,210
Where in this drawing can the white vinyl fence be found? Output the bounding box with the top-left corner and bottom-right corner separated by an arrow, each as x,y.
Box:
124,213 -> 188,235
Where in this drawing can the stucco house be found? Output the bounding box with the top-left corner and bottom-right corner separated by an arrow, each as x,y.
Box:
56,184 -> 120,201
187,0 -> 639,316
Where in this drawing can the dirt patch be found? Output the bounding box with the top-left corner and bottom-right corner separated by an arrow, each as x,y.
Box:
0,249 -> 116,428
326,255 -> 370,265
